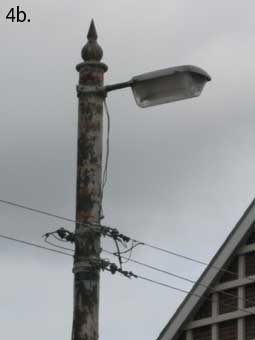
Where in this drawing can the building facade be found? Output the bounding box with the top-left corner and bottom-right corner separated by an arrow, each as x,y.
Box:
157,200 -> 255,340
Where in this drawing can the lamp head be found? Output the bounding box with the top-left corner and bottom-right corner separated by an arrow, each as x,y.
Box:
131,65 -> 211,108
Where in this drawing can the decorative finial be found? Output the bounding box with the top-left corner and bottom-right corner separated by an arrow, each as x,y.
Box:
87,19 -> 97,41
81,19 -> 103,62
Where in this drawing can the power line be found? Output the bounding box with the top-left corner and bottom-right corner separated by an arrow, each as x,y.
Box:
101,258 -> 255,317
103,248 -> 210,284
0,234 -> 195,297
132,239 -> 255,285
136,274 -> 202,297
0,199 -> 103,230
0,199 -> 209,265
1,230 -> 254,313
0,198 -> 255,286
44,237 -> 74,252
0,234 -> 73,257
103,259 -> 255,318
141,242 -> 209,266
103,249 -> 255,312
136,273 -> 255,317
0,198 -> 238,276
1,232 -> 255,317
0,199 -> 80,223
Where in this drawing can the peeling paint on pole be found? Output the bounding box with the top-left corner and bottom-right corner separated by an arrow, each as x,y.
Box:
72,20 -> 108,340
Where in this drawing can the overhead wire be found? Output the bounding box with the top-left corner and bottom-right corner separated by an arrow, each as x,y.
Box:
135,274 -> 255,317
0,198 -> 255,285
101,256 -> 255,317
128,238 -> 255,285
1,98 -> 254,318
0,199 -> 110,231
0,233 -> 73,257
0,199 -> 78,224
1,232 -> 255,316
119,241 -> 143,264
103,249 -> 255,313
141,242 -> 210,266
136,274 -> 203,297
136,273 -> 255,317
0,231 -> 252,311
43,237 -> 74,252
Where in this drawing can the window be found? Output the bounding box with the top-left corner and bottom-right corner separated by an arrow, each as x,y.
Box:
219,258 -> 238,283
245,284 -> 255,308
246,228 -> 255,245
245,253 -> 255,277
219,288 -> 238,314
193,326 -> 211,340
193,300 -> 212,320
218,320 -> 237,340
245,316 -> 255,340
178,331 -> 186,340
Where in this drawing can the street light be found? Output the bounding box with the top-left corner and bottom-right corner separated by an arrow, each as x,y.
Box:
105,65 -> 211,108
72,19 -> 211,340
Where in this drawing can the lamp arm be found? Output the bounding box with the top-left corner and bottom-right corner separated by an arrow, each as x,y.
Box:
104,80 -> 133,93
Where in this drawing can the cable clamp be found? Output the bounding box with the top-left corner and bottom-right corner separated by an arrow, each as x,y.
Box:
76,85 -> 106,98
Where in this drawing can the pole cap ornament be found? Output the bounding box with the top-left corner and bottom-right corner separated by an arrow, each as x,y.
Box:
81,19 -> 103,62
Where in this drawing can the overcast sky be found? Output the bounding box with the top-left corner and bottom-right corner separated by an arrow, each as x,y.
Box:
1,1 -> 255,340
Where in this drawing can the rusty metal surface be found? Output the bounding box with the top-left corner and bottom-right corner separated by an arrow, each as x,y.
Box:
72,20 -> 107,340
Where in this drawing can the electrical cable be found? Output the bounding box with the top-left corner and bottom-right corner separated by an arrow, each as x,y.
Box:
130,238 -> 255,285
120,241 -> 143,264
0,198 -> 255,285
0,199 -> 78,223
0,233 -> 73,257
52,233 -> 69,243
99,99 -> 111,220
102,99 -> 110,191
115,241 -> 143,255
101,256 -> 255,317
135,273 -> 255,317
1,230 -> 252,312
0,232 -> 254,317
102,249 -> 255,312
0,199 -> 110,231
136,274 -> 202,297
141,242 -> 209,266
44,237 -> 74,252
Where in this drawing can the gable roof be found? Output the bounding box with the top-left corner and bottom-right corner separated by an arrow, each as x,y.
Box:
157,198 -> 255,340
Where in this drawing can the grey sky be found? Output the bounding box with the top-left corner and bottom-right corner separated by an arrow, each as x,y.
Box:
1,1 -> 255,340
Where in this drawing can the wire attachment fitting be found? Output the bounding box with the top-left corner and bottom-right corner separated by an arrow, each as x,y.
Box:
100,259 -> 138,279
